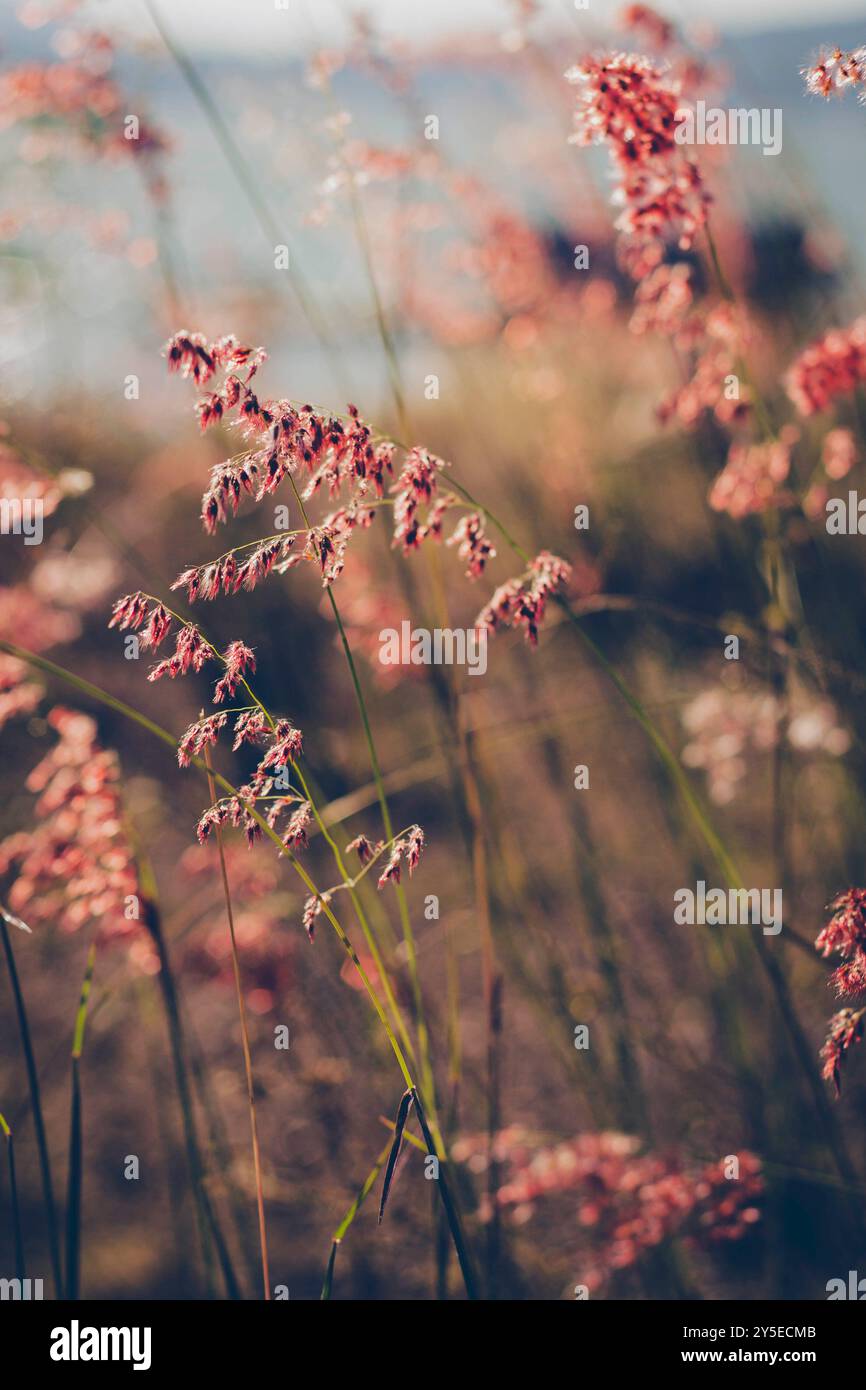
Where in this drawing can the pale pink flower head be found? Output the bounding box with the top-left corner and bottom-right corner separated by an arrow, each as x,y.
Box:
681,686 -> 779,804
460,1127 -> 762,1292
566,52 -> 710,276
0,653 -> 41,730
821,426 -> 857,480
657,302 -> 753,430
803,47 -> 866,100
0,705 -> 155,969
476,551 -> 572,647
629,260 -> 693,336
708,431 -> 798,520
0,31 -> 168,164
784,316 -> 866,416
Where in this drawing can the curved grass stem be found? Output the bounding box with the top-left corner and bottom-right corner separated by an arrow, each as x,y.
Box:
203,743 -> 271,1300
0,910 -> 62,1296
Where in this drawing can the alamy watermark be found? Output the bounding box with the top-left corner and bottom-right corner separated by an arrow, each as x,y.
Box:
675,102 -> 782,157
674,881 -> 783,935
0,1276 -> 43,1299
0,497 -> 43,545
379,621 -> 487,676
827,1270 -> 866,1299
50,1320 -> 151,1371
826,491 -> 866,534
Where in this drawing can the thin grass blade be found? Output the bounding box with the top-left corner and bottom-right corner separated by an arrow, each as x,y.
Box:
65,942 -> 96,1301
378,1088 -> 414,1224
0,906 -> 62,1295
1,1112 -> 25,1280
321,1137 -> 393,1299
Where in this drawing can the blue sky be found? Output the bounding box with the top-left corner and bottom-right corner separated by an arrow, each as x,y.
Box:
20,0 -> 866,56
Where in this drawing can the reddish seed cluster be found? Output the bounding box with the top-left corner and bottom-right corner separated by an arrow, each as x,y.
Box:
447,512 -> 497,578
260,718 -> 305,771
0,707 -> 155,970
803,47 -> 866,100
346,833 -> 379,865
784,316 -> 866,416
110,592 -> 263,706
298,826 -> 425,941
816,889 -> 866,1094
567,52 -> 680,161
213,640 -> 256,704
164,331 -> 394,537
173,540 -> 293,601
281,503 -> 377,586
196,796 -> 256,848
301,891 -> 333,943
391,447 -> 451,553
108,591 -> 149,632
109,591 -> 179,659
186,708 -> 306,849
108,594 -> 172,651
820,1009 -> 866,1096
281,801 -> 313,853
165,331 -> 266,389
232,709 -> 270,751
454,1127 -> 762,1293
195,776 -> 304,851
147,625 -> 213,683
164,330 -> 569,644
566,53 -> 711,278
177,712 -> 228,769
376,826 -> 425,889
817,888 -> 866,997
476,551 -> 572,647
112,594 -> 308,856
196,397 -> 387,533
